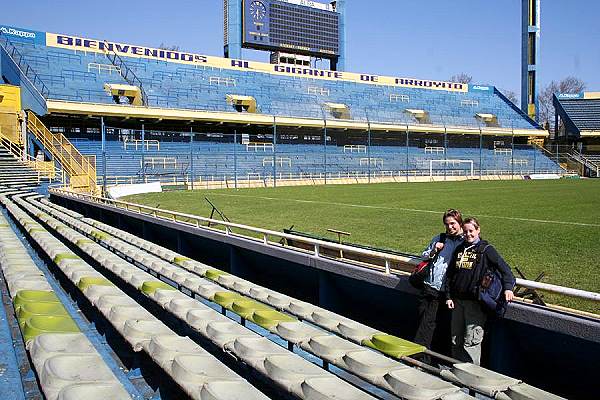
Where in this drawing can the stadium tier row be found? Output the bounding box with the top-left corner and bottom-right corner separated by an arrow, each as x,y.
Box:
67,139 -> 562,182
0,183 -> 567,399
1,26 -> 539,131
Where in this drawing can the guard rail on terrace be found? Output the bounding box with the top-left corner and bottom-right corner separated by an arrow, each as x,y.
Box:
49,186 -> 600,310
27,111 -> 96,191
0,31 -> 50,98
104,44 -> 149,106
0,123 -> 61,182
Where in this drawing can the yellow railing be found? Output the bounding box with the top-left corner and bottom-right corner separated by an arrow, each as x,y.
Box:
0,127 -> 60,182
26,111 -> 97,192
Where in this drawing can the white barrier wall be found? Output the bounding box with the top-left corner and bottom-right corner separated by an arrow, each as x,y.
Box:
107,182 -> 162,198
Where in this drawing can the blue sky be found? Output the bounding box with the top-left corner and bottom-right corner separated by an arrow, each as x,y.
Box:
3,0 -> 599,97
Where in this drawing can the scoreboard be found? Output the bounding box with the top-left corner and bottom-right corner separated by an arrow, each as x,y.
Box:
242,0 -> 340,57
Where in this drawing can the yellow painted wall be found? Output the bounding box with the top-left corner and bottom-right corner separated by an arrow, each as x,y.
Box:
0,85 -> 22,143
583,92 -> 600,100
0,84 -> 21,112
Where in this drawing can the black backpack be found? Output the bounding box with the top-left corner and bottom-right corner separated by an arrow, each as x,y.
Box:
475,243 -> 508,317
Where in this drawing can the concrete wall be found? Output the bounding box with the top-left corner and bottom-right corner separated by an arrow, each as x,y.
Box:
51,193 -> 600,399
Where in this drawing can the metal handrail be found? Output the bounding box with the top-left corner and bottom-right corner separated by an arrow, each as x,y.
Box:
0,131 -> 62,183
49,186 -> 600,304
0,31 -> 50,98
105,46 -> 148,106
50,186 -> 415,271
26,112 -> 96,191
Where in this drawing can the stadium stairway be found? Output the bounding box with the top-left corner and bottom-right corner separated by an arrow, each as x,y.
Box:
0,146 -> 44,189
9,189 -> 566,400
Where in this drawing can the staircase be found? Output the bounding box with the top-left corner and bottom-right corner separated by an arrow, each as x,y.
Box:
104,45 -> 148,106
0,146 -> 43,188
26,111 -> 97,192
573,151 -> 600,177
0,31 -> 50,99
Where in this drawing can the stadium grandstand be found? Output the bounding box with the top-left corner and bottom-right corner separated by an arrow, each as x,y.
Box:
553,92 -> 600,177
0,13 -> 597,400
0,24 -> 567,192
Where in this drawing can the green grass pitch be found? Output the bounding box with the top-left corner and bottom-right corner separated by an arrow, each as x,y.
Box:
125,179 -> 600,313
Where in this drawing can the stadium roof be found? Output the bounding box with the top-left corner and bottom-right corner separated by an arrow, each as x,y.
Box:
554,92 -> 600,137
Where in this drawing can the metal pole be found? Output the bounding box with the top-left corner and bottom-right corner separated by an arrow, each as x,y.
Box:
533,141 -> 537,174
189,127 -> 194,191
141,123 -> 146,183
511,131 -> 515,179
405,127 -> 409,182
323,118 -> 327,185
479,129 -> 483,179
273,116 -> 277,188
443,126 -> 448,181
367,120 -> 371,184
234,129 -> 238,190
101,117 -> 107,194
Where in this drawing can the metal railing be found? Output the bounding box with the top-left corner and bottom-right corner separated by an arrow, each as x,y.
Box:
49,186 -> 600,305
568,149 -> 600,176
27,112 -> 96,191
0,129 -> 62,183
104,45 -> 148,106
0,31 -> 49,98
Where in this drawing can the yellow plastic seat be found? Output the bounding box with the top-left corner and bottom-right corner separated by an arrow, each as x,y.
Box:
17,302 -> 69,327
91,230 -> 110,240
140,281 -> 176,295
231,298 -> 272,319
362,334 -> 426,358
250,310 -> 296,329
22,315 -> 80,343
173,256 -> 191,265
14,290 -> 60,310
205,269 -> 229,281
212,291 -> 244,308
53,253 -> 81,264
77,277 -> 114,291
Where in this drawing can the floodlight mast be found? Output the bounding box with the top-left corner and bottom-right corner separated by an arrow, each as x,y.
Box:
521,0 -> 540,123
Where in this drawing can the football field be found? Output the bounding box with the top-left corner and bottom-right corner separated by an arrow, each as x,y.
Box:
125,179 -> 600,313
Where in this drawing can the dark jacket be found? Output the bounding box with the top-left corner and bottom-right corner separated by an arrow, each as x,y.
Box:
445,239 -> 515,300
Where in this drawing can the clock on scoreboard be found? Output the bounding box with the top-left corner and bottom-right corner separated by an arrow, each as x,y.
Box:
242,0 -> 340,57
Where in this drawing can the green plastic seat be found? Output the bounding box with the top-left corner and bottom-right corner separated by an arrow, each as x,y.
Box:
231,298 -> 272,318
77,277 -> 114,291
250,309 -> 296,329
173,256 -> 191,264
362,334 -> 426,358
76,239 -> 95,246
17,302 -> 69,327
141,281 -> 176,295
53,253 -> 81,264
91,230 -> 110,240
212,291 -> 244,308
14,290 -> 60,310
22,315 -> 80,343
205,269 -> 230,281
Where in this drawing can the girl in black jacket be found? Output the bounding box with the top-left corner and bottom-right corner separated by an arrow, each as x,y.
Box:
445,217 -> 515,365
